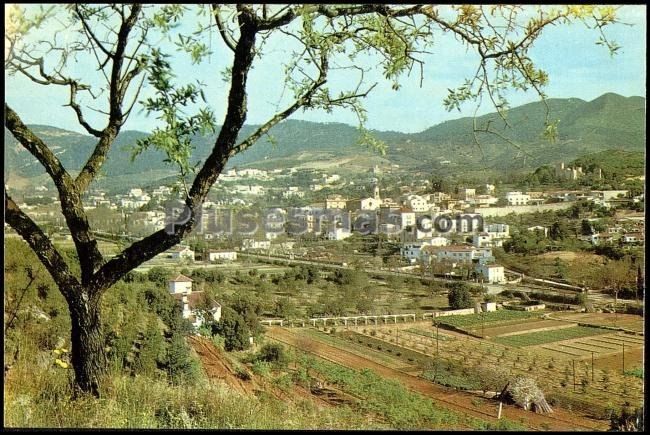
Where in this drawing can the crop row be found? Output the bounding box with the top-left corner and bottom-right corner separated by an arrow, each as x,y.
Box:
491,326 -> 610,348
435,310 -> 539,329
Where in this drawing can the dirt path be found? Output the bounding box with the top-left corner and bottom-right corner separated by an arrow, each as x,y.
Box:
188,336 -> 257,396
267,327 -> 609,431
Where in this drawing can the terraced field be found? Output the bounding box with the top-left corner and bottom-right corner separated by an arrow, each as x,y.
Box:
492,326 -> 610,347
471,319 -> 573,338
549,312 -> 644,332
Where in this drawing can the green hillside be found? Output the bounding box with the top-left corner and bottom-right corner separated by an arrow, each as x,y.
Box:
5,93 -> 645,188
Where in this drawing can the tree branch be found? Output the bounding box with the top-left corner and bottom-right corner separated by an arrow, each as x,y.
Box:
91,8 -> 260,292
211,4 -> 237,53
75,4 -> 143,193
6,103 -> 104,286
5,103 -> 73,186
5,190 -> 80,299
230,53 -> 329,157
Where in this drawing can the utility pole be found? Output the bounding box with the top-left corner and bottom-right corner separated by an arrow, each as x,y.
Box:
481,311 -> 485,338
572,359 -> 576,392
622,341 -> 625,374
435,320 -> 440,356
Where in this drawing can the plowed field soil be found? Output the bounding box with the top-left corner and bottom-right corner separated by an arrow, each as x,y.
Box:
267,327 -> 608,431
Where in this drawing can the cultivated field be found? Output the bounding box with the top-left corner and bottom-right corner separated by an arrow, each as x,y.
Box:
492,326 -> 610,347
286,311 -> 644,424
474,319 -> 573,338
548,312 -> 644,333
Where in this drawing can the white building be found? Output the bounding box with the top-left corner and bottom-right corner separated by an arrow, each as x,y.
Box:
428,245 -> 493,263
233,185 -> 265,196
238,168 -> 268,178
399,208 -> 416,229
326,195 -> 348,210
168,274 -> 193,294
173,293 -> 222,328
475,264 -> 506,283
169,246 -> 195,261
462,188 -> 476,200
505,191 -> 530,206
360,197 -> 381,211
622,233 -> 644,244
403,194 -> 429,212
242,239 -> 271,250
327,227 -> 352,241
168,275 -> 221,329
208,250 -> 237,262
400,242 -> 426,262
472,195 -> 499,207
282,187 -> 305,199
429,236 -> 451,247
527,226 -> 549,237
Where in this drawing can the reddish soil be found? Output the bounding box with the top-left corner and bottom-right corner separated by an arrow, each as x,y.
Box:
550,313 -> 644,332
267,327 -> 608,431
188,336 -> 257,396
593,347 -> 644,371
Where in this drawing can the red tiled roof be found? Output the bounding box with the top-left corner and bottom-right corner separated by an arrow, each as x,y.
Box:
169,274 -> 193,282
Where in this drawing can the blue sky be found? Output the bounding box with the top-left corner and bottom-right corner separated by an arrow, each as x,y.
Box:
5,4 -> 647,134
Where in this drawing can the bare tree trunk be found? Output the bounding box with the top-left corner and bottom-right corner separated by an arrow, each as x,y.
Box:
67,291 -> 106,397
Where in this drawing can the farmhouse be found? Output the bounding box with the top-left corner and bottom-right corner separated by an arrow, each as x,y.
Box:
475,263 -> 506,284
168,274 -> 193,294
169,246 -> 195,261
208,250 -> 237,262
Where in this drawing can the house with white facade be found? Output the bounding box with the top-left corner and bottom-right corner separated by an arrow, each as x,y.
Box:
173,292 -> 222,329
360,197 -> 381,211
327,227 -> 352,241
168,274 -> 194,294
505,191 -> 530,206
402,194 -> 429,212
208,250 -> 237,262
428,245 -> 493,263
326,195 -> 348,209
168,275 -> 221,329
242,239 -> 271,251
169,246 -> 195,261
622,232 -> 644,244
475,263 -> 506,283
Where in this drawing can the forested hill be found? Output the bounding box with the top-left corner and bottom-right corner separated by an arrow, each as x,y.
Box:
5,93 -> 644,185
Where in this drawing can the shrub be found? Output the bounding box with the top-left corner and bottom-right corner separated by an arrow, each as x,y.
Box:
447,284 -> 473,309
255,343 -> 289,368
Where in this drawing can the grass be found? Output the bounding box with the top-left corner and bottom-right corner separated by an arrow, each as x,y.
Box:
491,326 -> 609,348
436,310 -> 539,330
3,363 -> 368,429
624,368 -> 643,379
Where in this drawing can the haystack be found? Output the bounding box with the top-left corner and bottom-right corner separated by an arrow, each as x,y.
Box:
500,376 -> 553,414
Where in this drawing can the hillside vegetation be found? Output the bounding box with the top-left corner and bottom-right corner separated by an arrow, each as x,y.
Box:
5,93 -> 644,189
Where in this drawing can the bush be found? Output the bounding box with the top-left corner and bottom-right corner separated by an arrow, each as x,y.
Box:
251,360 -> 272,377
255,343 -> 289,368
447,283 -> 473,309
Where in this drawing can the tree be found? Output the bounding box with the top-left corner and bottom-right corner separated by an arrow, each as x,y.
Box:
211,307 -> 250,352
447,282 -> 473,309
549,221 -> 570,241
4,4 -> 624,395
580,219 -> 594,236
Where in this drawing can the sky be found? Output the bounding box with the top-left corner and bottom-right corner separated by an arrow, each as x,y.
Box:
4,4 -> 647,135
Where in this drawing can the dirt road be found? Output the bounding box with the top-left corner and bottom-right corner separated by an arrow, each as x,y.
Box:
267,327 -> 609,431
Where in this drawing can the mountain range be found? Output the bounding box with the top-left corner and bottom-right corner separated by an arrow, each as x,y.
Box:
5,92 -> 645,190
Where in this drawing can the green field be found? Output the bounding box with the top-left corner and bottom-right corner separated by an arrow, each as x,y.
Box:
491,326 -> 609,348
436,310 -> 539,330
